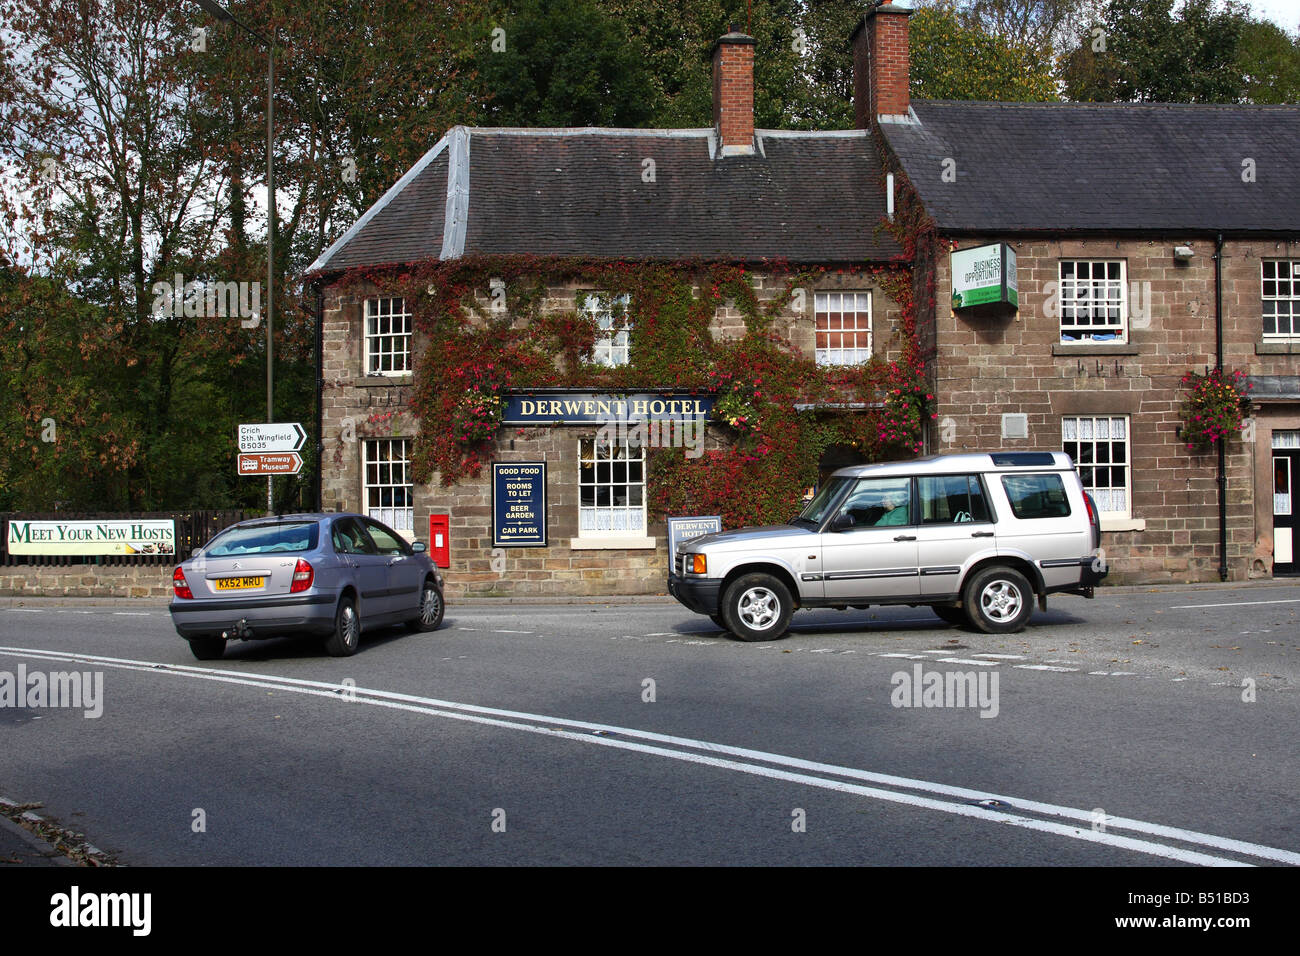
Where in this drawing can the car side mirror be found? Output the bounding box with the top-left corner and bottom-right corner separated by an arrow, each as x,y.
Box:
411,541 -> 427,553
830,514 -> 854,532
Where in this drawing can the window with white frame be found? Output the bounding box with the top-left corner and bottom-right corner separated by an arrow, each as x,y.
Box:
1063,415 -> 1130,517
1058,260 -> 1126,342
1262,260 -> 1300,339
364,297 -> 412,374
578,434 -> 645,536
363,438 -> 413,534
815,292 -> 872,365
581,292 -> 632,367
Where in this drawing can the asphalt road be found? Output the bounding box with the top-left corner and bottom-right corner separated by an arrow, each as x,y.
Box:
1,583 -> 1298,867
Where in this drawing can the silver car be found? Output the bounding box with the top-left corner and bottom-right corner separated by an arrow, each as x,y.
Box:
668,452 -> 1105,641
169,513 -> 444,660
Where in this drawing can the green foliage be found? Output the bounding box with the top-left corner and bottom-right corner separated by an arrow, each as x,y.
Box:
1236,18 -> 1300,104
339,255 -> 931,527
477,0 -> 658,127
1060,0 -> 1251,103
910,5 -> 1059,102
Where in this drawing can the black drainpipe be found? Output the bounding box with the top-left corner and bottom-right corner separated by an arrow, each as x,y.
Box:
1215,234 -> 1228,581
313,279 -> 324,512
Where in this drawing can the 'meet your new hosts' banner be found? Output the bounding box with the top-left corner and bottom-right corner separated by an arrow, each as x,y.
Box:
6,519 -> 176,556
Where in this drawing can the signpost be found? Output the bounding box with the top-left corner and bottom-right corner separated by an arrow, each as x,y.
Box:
237,452 -> 303,475
238,422 -> 305,453
238,423 -> 306,488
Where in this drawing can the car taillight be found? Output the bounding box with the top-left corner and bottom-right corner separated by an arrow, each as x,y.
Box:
1084,493 -> 1096,525
172,566 -> 193,599
290,558 -> 314,593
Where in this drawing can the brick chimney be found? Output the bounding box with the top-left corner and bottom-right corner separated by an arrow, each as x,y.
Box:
711,25 -> 756,156
851,3 -> 913,129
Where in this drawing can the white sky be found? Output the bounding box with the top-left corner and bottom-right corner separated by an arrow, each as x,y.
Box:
1243,0 -> 1299,31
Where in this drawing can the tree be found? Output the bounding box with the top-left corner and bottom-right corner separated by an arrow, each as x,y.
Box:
475,0 -> 660,127
1236,18 -> 1300,104
1059,0 -> 1251,103
956,0 -> 1092,59
911,4 -> 1060,101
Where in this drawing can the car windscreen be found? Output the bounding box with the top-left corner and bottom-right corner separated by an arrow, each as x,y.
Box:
204,522 -> 319,555
794,476 -> 852,525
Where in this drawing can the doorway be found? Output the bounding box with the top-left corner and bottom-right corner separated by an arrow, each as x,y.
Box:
1273,430 -> 1300,576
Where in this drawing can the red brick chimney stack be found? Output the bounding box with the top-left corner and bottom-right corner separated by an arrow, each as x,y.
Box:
712,25 -> 756,156
851,3 -> 913,129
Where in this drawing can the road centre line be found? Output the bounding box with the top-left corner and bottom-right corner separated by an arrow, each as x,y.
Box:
1170,598 -> 1300,609
1,645 -> 1295,867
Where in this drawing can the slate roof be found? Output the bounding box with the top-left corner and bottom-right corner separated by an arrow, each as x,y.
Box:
307,127 -> 901,274
882,100 -> 1300,234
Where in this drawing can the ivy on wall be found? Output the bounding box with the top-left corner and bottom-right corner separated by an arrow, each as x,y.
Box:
332,246 -> 933,529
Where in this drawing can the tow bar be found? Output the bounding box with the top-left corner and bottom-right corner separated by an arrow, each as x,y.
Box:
221,619 -> 253,641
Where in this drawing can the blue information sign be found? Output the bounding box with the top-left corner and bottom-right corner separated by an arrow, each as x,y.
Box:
667,515 -> 722,568
492,462 -> 547,548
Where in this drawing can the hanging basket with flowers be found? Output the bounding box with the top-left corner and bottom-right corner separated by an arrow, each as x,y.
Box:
1178,367 -> 1251,452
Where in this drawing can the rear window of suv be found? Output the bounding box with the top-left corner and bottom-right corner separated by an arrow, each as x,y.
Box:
1001,474 -> 1071,519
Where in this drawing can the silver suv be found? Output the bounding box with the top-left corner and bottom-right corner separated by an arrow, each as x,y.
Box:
668,452 -> 1104,641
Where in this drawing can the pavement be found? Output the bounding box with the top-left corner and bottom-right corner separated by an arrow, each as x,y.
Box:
1,575 -> 1298,610
0,805 -> 76,867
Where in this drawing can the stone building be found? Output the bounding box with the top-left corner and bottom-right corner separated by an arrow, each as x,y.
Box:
863,2 -> 1300,582
306,1 -> 1300,596
304,27 -> 906,597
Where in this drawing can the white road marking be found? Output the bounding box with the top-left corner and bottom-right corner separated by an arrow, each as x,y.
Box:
1170,598 -> 1300,609
878,653 -> 927,659
112,612 -> 152,617
921,650 -> 951,655
1,644 -> 1295,867
492,629 -> 533,634
9,609 -> 44,613
934,658 -> 999,667
1015,664 -> 1079,673
974,653 -> 1027,660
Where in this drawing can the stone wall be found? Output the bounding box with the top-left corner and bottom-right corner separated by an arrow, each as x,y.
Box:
0,564 -> 173,598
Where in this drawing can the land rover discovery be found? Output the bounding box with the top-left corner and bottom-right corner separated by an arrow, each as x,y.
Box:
668,452 -> 1105,640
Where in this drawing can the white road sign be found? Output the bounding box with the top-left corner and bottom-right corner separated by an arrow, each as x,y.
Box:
238,422 -> 306,453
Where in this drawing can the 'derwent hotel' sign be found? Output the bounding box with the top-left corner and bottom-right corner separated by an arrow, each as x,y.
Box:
503,392 -> 714,425
6,519 -> 176,556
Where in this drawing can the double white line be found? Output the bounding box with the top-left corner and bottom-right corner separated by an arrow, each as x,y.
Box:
2,644 -> 1296,867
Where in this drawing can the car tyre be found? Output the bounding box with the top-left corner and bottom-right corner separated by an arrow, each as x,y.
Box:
708,613 -> 728,631
722,573 -> 793,642
964,566 -> 1033,634
931,605 -> 969,627
324,595 -> 361,656
406,578 -> 445,632
188,636 -> 226,660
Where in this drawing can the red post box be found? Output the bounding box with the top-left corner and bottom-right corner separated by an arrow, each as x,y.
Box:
429,514 -> 450,569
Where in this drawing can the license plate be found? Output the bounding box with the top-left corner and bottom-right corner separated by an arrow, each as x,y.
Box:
213,576 -> 265,591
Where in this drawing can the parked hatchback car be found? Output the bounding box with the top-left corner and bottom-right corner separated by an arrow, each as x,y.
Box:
668,452 -> 1104,641
169,513 -> 444,660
